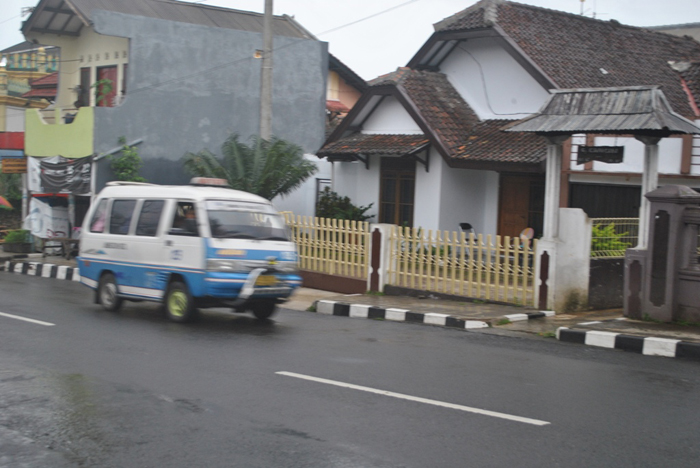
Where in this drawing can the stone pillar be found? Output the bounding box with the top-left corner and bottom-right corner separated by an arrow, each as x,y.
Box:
542,136 -> 568,240
624,185 -> 700,321
535,135 -> 570,311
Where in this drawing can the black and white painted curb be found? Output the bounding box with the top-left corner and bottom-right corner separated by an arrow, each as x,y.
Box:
501,311 -> 555,322
557,327 -> 700,360
3,261 -> 81,282
314,299 -> 553,330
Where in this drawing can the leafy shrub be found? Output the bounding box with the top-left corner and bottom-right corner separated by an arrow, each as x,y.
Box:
591,223 -> 631,255
111,136 -> 145,182
316,187 -> 373,221
4,229 -> 30,243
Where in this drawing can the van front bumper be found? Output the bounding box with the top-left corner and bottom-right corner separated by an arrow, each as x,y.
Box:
203,269 -> 301,300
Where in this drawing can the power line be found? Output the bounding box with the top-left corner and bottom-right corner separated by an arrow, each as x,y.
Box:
315,0 -> 422,36
0,14 -> 22,26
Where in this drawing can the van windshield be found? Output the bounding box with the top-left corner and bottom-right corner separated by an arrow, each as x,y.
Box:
205,200 -> 290,241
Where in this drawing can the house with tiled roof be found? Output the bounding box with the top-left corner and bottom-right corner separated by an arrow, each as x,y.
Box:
318,0 -> 700,237
23,72 -> 58,102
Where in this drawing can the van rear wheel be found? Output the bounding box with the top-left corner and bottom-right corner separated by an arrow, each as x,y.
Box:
251,301 -> 276,320
165,281 -> 197,323
98,273 -> 122,312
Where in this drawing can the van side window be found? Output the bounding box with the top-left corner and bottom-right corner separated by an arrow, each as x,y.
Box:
170,201 -> 199,237
135,200 -> 164,237
89,199 -> 108,233
109,200 -> 137,235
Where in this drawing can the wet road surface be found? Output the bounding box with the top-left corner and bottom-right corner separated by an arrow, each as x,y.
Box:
1,272 -> 700,467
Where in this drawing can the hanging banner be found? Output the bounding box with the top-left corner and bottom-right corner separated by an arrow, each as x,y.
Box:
28,156 -> 92,194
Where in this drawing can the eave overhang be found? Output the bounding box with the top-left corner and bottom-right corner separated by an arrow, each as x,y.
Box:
22,0 -> 88,38
505,86 -> 700,137
407,26 -> 557,92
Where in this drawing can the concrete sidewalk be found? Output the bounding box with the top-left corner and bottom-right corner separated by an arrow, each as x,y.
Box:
2,252 -> 699,361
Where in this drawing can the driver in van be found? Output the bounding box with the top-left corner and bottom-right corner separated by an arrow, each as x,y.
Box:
183,208 -> 198,235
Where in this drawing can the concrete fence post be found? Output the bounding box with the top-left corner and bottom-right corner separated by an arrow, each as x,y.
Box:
367,223 -> 394,293
535,208 -> 592,312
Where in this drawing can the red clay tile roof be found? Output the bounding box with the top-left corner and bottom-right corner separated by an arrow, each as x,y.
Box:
28,72 -> 58,87
321,68 -> 547,166
456,120 -> 545,163
22,89 -> 56,99
326,100 -> 350,114
318,133 -> 429,158
433,0 -> 700,118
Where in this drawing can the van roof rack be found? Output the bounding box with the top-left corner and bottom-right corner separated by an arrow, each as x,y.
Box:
189,177 -> 231,187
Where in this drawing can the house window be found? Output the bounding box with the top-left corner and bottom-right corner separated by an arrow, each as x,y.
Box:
379,158 -> 415,227
315,178 -> 331,209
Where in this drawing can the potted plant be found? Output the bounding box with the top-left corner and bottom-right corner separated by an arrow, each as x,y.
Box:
2,229 -> 33,253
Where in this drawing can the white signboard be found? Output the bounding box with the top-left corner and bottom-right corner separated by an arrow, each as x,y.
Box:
26,197 -> 70,239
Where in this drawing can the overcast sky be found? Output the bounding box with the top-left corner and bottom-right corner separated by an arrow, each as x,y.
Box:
1,0 -> 698,80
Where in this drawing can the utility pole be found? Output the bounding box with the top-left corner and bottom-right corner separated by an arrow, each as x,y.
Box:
260,0 -> 273,140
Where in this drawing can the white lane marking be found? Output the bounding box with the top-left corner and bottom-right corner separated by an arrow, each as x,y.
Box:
277,371 -> 550,426
0,311 -> 55,327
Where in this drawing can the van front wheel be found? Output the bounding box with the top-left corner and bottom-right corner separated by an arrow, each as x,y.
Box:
165,281 -> 197,323
98,273 -> 122,312
251,302 -> 276,320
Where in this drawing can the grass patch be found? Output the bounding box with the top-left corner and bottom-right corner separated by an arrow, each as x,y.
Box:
495,318 -> 512,326
306,304 -> 317,312
538,331 -> 556,338
365,291 -> 385,296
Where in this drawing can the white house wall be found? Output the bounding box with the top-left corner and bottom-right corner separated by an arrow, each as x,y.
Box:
407,150 -> 499,235
414,148 -> 443,230
333,160 -> 380,222
439,37 -> 549,121
437,156 -> 499,235
361,96 -> 422,134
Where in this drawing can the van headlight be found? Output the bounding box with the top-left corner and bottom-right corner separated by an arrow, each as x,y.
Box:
207,258 -> 242,272
276,260 -> 299,273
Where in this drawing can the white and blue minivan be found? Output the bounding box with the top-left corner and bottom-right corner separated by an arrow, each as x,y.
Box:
78,178 -> 301,322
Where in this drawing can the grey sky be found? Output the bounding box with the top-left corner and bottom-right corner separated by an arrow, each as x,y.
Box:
1,0 -> 698,80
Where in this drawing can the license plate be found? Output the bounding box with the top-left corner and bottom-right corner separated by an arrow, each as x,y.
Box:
255,275 -> 277,286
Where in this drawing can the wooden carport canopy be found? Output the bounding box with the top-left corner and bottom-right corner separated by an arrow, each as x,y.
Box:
505,86 -> 700,248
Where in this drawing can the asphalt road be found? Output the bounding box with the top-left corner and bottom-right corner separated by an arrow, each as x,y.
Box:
1,272 -> 699,467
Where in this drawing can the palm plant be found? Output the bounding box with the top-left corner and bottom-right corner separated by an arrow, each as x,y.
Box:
183,134 -> 317,200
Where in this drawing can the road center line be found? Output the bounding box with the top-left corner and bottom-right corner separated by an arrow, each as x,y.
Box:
0,311 -> 55,327
276,371 -> 550,426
